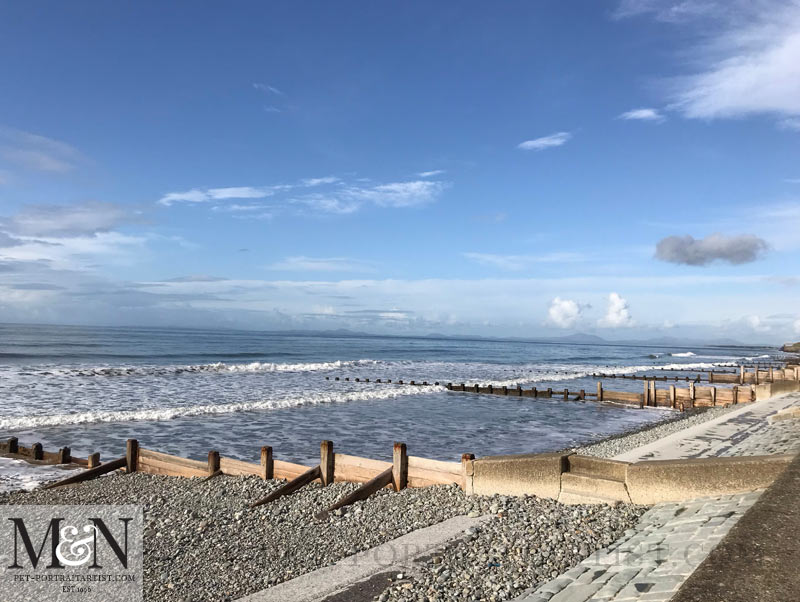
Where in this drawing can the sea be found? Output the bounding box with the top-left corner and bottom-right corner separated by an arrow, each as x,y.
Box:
0,323 -> 783,490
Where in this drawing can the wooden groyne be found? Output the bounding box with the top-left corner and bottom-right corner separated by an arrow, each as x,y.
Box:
0,437 -> 101,468
3,437 -> 470,513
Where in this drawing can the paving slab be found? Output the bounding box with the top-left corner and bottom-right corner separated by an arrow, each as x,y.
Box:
670,452 -> 800,602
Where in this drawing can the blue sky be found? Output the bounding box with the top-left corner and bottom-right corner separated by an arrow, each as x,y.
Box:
1,1 -> 799,342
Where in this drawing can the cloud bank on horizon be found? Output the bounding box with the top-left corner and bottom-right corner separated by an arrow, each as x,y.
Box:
0,1 -> 799,342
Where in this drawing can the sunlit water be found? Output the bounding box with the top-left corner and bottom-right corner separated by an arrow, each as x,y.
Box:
0,324 -> 780,467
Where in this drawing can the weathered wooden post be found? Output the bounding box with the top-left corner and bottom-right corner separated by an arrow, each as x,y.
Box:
320,440 -> 335,486
58,447 -> 71,464
769,367 -> 774,382
669,384 -> 676,408
643,380 -> 649,407
393,442 -> 408,491
739,365 -> 745,385
88,452 -> 101,469
650,380 -> 657,406
709,371 -> 714,383
710,387 -> 717,406
563,388 -> 569,400
579,389 -> 585,400
208,450 -> 220,476
126,439 -> 138,473
461,453 -> 475,493
689,382 -> 695,408
597,382 -> 603,402
32,443 -> 43,461
546,388 -> 553,398
755,368 -> 759,385
8,437 -> 18,454
260,446 -> 273,480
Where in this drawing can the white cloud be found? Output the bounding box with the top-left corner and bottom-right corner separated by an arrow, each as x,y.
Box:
517,132 -> 572,151
344,180 -> 447,208
547,297 -> 583,328
463,252 -> 584,271
266,256 -> 375,272
302,176 -> 340,187
3,201 -> 143,237
598,292 -> 634,327
294,195 -> 361,215
158,186 -> 274,206
779,118 -> 800,131
0,128 -> 84,174
253,83 -> 284,95
417,170 -> 445,178
618,108 -> 665,122
747,315 -> 771,332
619,1 -> 800,123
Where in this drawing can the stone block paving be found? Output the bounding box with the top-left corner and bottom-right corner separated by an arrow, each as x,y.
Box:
516,492 -> 762,602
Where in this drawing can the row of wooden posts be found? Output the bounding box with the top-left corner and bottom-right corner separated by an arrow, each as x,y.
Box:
1,437 -> 470,514
0,437 -> 101,468
593,365 -> 799,384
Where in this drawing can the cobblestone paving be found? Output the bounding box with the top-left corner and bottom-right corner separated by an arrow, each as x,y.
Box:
515,394 -> 800,602
517,492 -> 762,602
618,392 -> 800,462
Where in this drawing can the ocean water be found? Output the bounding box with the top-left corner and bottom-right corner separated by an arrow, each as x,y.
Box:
0,324 -> 781,475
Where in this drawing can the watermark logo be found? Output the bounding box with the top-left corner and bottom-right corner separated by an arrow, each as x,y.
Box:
1,505 -> 142,601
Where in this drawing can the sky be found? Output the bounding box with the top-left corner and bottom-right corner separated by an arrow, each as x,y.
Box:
0,1 -> 799,343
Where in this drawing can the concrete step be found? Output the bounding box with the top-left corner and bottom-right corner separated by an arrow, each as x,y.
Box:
567,455 -> 628,482
559,473 -> 631,505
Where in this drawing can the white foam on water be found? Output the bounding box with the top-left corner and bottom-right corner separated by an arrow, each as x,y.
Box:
0,457 -> 81,493
0,383 -> 443,430
670,352 -> 696,357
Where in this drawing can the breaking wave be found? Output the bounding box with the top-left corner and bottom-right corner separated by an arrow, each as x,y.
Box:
0,383 -> 442,430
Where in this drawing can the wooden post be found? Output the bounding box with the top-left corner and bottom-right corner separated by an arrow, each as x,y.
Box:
769,367 -> 774,382
755,368 -> 759,385
733,386 -> 739,405
208,450 -> 220,476
8,437 -> 18,454
88,452 -> 100,469
531,387 -> 537,397
579,389 -> 585,400
739,365 -> 745,385
709,371 -> 714,383
597,382 -> 603,402
392,442 -> 408,491
546,388 -> 552,398
689,382 -> 695,407
669,384 -> 676,408
32,443 -> 43,461
643,380 -> 649,407
563,388 -> 569,400
650,380 -> 656,406
711,387 -> 717,406
58,447 -> 71,464
461,453 -> 474,492
126,439 -> 138,473
320,440 -> 334,486
260,446 -> 273,480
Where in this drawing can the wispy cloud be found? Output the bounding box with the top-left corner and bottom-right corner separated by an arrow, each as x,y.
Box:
517,132 -> 572,151
302,176 -> 340,187
618,107 -> 665,122
253,83 -> 284,96
0,127 -> 85,174
463,252 -> 584,271
618,1 -> 800,124
417,169 -> 445,178
779,118 -> 800,131
2,201 -> 144,237
158,186 -> 275,206
160,176 -> 450,215
266,256 -> 376,272
344,180 -> 447,208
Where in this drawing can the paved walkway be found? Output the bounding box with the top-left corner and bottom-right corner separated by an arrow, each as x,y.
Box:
518,493 -> 761,602
614,392 -> 800,462
516,392 -> 800,602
